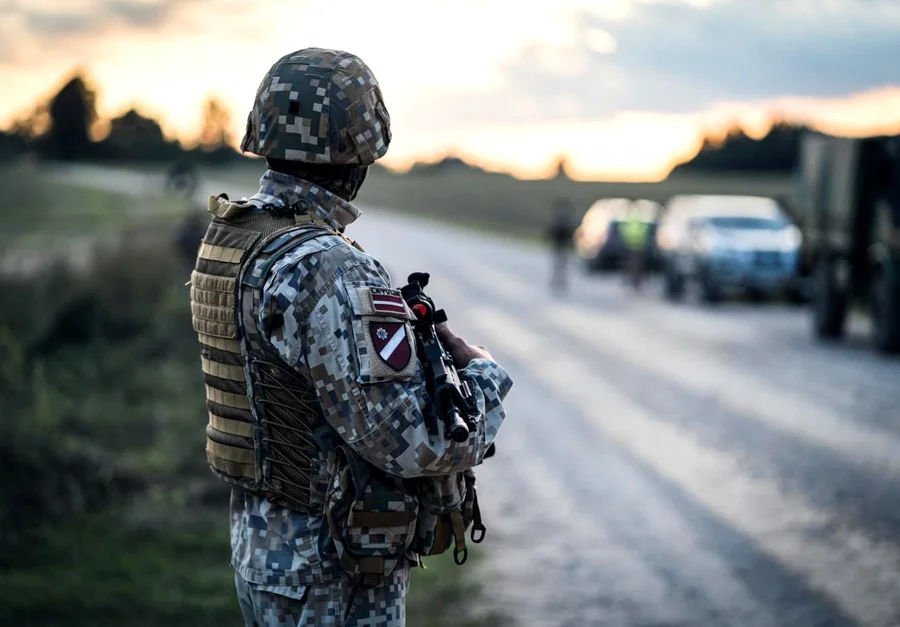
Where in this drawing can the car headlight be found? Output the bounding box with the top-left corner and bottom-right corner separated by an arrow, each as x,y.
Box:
779,225 -> 802,251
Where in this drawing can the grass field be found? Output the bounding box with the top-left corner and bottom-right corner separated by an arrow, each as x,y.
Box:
359,163 -> 795,241
0,163 -> 186,275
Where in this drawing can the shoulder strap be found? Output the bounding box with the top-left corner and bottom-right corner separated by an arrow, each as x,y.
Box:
294,212 -> 366,253
241,224 -> 334,290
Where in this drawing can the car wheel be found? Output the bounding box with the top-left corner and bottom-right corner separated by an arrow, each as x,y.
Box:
699,268 -> 720,304
812,255 -> 847,339
871,263 -> 900,353
746,287 -> 766,302
664,265 -> 684,300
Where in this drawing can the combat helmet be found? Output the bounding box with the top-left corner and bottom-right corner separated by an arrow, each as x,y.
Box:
241,48 -> 391,165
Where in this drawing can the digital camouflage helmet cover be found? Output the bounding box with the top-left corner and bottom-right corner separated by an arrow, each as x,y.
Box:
241,48 -> 391,165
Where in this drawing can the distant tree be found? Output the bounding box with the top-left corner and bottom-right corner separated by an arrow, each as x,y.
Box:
552,155 -> 571,179
197,96 -> 232,151
96,109 -> 182,161
11,103 -> 50,142
410,154 -> 482,175
0,106 -> 43,160
39,76 -> 97,160
672,123 -> 805,174
3,73 -> 246,164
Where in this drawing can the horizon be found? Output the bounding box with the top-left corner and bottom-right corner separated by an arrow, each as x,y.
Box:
3,1 -> 900,181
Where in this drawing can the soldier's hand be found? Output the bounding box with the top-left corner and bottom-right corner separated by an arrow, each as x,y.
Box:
436,323 -> 494,368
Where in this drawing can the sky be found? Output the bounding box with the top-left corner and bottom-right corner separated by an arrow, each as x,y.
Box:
1,0 -> 900,180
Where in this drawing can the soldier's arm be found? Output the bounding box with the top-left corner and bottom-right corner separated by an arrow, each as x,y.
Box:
261,253 -> 511,477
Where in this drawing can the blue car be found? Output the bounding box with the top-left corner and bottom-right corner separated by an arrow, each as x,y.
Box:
658,195 -> 801,302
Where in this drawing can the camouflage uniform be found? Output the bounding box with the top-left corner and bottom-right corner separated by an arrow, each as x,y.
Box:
198,47 -> 512,626
234,563 -> 408,627
228,169 -> 512,625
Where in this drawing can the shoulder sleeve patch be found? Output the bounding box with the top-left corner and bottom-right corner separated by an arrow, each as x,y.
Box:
345,283 -> 417,383
352,285 -> 411,318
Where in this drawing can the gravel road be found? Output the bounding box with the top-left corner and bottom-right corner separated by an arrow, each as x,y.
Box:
356,209 -> 900,627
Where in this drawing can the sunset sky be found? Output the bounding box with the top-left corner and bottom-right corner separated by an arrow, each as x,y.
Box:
2,0 -> 900,180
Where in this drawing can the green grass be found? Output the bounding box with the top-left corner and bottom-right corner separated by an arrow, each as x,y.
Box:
0,162 -> 187,274
0,231 -> 238,626
410,548 -> 508,627
0,162 -> 184,236
0,508 -> 237,627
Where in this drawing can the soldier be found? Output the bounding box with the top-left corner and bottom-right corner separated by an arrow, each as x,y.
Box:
546,197 -> 576,292
189,48 -> 512,626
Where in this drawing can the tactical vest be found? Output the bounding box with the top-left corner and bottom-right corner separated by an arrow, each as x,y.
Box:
190,197 -> 338,511
191,196 -> 485,584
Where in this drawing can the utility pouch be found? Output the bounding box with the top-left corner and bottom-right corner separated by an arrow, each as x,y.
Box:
323,446 -> 418,587
412,469 -> 485,565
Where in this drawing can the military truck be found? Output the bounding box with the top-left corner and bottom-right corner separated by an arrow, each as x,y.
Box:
796,133 -> 900,353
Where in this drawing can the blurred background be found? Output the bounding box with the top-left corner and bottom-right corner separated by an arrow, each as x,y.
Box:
2,1 -> 900,625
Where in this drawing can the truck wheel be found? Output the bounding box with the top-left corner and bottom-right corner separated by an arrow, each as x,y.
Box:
785,279 -> 811,305
812,256 -> 847,339
871,264 -> 900,353
664,265 -> 684,300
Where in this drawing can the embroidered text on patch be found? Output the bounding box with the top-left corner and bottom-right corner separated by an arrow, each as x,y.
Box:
370,287 -> 406,315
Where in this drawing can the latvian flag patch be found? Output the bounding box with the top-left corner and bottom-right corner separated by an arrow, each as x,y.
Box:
369,287 -> 407,315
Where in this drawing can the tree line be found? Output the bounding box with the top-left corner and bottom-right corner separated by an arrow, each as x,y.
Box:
1,71 -> 813,175
0,73 -> 243,164
672,123 -> 807,174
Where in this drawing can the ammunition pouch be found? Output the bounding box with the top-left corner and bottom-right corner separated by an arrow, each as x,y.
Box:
411,469 -> 484,565
323,446 -> 419,587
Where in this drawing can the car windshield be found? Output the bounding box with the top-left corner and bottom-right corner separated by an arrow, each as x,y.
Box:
706,217 -> 785,230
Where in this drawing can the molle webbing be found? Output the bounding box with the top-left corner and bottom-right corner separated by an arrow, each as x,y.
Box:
192,220 -> 264,484
237,225 -> 333,512
192,207 -> 332,509
251,360 -> 320,510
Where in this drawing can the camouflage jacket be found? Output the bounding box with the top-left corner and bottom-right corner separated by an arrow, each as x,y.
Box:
230,170 -> 512,591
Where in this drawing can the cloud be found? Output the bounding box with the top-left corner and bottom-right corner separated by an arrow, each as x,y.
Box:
105,0 -> 180,28
2,0 -> 181,39
401,0 -> 900,128
590,0 -> 900,105
0,0 -> 237,68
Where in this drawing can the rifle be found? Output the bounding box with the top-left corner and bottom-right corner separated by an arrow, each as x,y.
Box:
400,272 -> 479,442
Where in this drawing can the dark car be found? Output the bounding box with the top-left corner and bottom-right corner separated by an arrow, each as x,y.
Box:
575,198 -> 661,271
